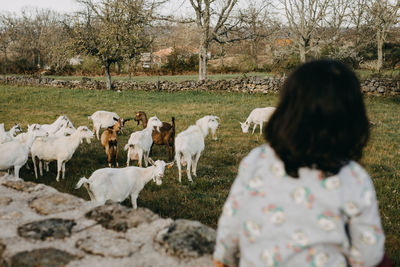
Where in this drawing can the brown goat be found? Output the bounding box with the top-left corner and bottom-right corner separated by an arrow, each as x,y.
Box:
134,111 -> 175,161
101,117 -> 130,167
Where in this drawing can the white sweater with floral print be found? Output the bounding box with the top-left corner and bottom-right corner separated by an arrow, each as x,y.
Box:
214,145 -> 385,267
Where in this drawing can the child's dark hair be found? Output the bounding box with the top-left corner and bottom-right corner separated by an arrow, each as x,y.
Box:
265,60 -> 369,177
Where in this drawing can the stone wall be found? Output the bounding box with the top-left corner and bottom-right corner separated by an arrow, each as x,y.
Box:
0,173 -> 215,266
1,75 -> 399,95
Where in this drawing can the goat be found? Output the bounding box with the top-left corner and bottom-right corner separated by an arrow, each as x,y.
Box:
76,158 -> 174,209
53,121 -> 76,137
0,123 -> 22,144
41,115 -> 71,135
42,121 -> 78,173
240,107 -> 276,135
89,110 -> 129,139
16,122 -> 77,171
134,111 -> 176,161
125,116 -> 163,167
31,126 -> 94,182
174,115 -> 219,182
101,117 -> 130,167
0,124 -> 48,178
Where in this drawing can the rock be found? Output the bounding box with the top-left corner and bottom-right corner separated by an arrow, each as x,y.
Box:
0,240 -> 6,258
155,219 -> 216,258
18,218 -> 76,240
0,211 -> 23,220
29,193 -> 84,215
75,234 -> 142,258
1,180 -> 38,192
0,75 -> 399,95
85,203 -> 159,232
8,248 -> 77,267
0,197 -> 12,206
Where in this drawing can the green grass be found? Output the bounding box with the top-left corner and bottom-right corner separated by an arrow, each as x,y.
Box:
0,85 -> 399,264
355,69 -> 400,80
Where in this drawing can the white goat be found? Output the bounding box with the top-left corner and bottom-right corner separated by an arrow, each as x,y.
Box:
75,159 -> 174,209
41,121 -> 78,173
88,110 -> 121,139
53,121 -> 76,137
125,116 -> 163,167
41,115 -> 71,135
0,124 -> 48,178
0,124 -> 22,144
16,122 -> 77,171
31,126 -> 94,182
240,107 -> 276,135
174,115 -> 219,182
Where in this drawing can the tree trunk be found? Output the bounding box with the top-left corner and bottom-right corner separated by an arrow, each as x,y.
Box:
105,63 -> 112,90
299,38 -> 306,63
115,61 -> 120,73
252,42 -> 258,69
199,39 -> 208,81
376,30 -> 383,71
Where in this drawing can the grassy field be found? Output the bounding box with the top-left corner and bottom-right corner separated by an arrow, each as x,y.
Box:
0,85 -> 399,264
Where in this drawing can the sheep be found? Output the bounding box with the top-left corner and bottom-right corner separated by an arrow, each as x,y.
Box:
134,111 -> 176,161
125,116 -> 163,167
101,117 -> 131,167
0,123 -> 22,143
31,126 -> 94,182
240,107 -> 276,135
75,158 -> 174,209
0,124 -> 48,178
89,110 -> 130,139
174,115 -> 219,182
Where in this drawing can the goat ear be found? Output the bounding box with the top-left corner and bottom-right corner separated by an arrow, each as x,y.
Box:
113,117 -> 118,121
148,158 -> 155,166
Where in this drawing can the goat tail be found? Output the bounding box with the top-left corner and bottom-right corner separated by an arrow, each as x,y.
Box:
172,117 -> 176,135
76,177 -> 90,189
124,143 -> 132,151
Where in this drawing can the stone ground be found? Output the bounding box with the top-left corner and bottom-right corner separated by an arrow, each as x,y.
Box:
0,172 -> 215,267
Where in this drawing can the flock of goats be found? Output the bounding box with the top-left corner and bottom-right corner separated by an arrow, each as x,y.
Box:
0,107 -> 275,208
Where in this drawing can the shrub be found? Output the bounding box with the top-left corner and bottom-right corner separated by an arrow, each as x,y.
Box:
161,50 -> 199,75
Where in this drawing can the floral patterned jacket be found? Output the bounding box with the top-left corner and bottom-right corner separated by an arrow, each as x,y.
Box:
214,145 -> 385,267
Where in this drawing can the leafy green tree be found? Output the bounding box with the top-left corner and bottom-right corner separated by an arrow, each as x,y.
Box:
68,0 -> 157,89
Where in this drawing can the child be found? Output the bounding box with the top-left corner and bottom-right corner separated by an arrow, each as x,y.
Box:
214,60 -> 385,267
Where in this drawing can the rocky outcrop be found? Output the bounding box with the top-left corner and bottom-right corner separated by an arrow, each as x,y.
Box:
1,75 -> 398,95
0,173 -> 215,266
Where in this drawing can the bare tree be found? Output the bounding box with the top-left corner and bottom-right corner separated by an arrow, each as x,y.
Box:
0,14 -> 15,73
367,0 -> 400,70
348,0 -> 372,47
189,0 -> 239,80
239,0 -> 275,69
277,0 -> 351,62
